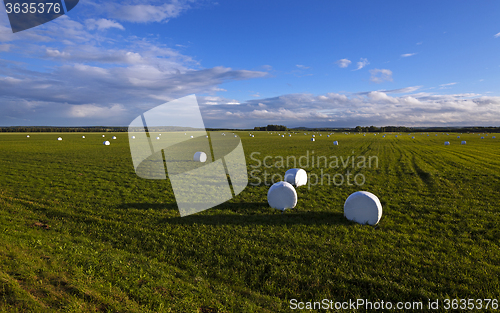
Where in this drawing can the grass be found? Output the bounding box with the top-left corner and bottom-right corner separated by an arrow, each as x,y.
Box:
0,131 -> 499,312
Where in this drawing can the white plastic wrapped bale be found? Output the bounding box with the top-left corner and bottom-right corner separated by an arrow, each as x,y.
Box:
190,136 -> 194,138
444,141 -> 450,145
156,137 -> 160,140
493,136 -> 496,139
312,135 -> 315,137
103,141 -> 110,145
102,135 -> 105,137
461,141 -> 466,145
311,138 -> 315,141
112,136 -> 117,139
333,141 -> 338,145
344,191 -> 382,225
267,181 -> 297,211
131,136 -> 135,139
412,137 -> 415,139
82,136 -> 85,138
284,168 -> 307,187
193,151 -> 207,162
26,135 -> 30,138
57,137 -> 62,141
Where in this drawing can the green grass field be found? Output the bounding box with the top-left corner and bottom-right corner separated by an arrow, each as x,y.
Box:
1,131 -> 499,312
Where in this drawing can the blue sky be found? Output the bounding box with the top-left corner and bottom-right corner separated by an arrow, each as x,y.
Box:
0,0 -> 499,128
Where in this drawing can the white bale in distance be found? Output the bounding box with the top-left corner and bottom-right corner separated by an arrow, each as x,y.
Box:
311,138 -> 315,141
444,141 -> 450,145
344,191 -> 382,225
412,137 -> 415,139
103,141 -> 110,145
159,134 -> 161,136
457,136 -> 460,138
193,151 -> 207,162
102,135 -> 105,137
333,141 -> 339,145
284,168 -> 308,187
190,136 -> 194,138
57,137 -> 62,141
312,135 -> 315,137
327,135 -> 330,137
282,135 -> 285,137
112,136 -> 117,139
156,137 -> 160,140
251,135 -> 254,137
26,135 -> 30,138
131,136 -> 135,139
395,135 -> 398,138
82,136 -> 85,138
267,181 -> 297,211
461,141 -> 466,145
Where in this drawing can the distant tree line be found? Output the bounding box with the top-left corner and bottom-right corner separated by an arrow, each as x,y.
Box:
254,125 -> 288,131
0,126 -> 128,132
2,125 -> 499,133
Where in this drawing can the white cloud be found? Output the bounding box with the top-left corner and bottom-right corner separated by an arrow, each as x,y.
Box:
354,58 -> 369,70
401,53 -> 417,57
85,18 -> 125,31
108,3 -> 188,23
335,58 -> 351,68
369,69 -> 393,83
296,64 -> 310,69
439,82 -> 457,89
0,44 -> 11,52
494,32 -> 500,38
199,91 -> 500,128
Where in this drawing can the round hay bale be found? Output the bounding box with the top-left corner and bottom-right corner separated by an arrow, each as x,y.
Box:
412,137 -> 415,139
493,136 -> 496,139
131,136 -> 135,139
457,136 -> 460,138
82,136 -> 85,138
26,135 -> 30,138
156,137 -> 160,140
57,137 -> 62,141
112,136 -> 117,139
481,137 -> 484,139
312,135 -> 315,137
333,141 -> 339,145
251,135 -> 254,137
103,141 -> 110,145
102,135 -> 105,137
267,181 -> 297,211
284,168 -> 307,187
461,141 -> 466,145
444,141 -> 450,145
344,191 -> 382,225
193,152 -> 207,162
311,138 -> 315,141
190,135 -> 194,138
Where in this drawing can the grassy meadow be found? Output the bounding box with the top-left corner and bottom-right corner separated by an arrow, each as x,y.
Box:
1,131 -> 499,312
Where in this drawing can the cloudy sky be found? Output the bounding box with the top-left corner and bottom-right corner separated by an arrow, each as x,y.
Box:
1,0 -> 500,128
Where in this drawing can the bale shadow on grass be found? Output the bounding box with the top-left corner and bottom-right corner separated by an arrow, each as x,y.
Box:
163,209 -> 351,226
118,202 -> 354,226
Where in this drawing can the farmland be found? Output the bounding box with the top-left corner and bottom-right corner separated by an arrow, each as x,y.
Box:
1,131 -> 499,312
